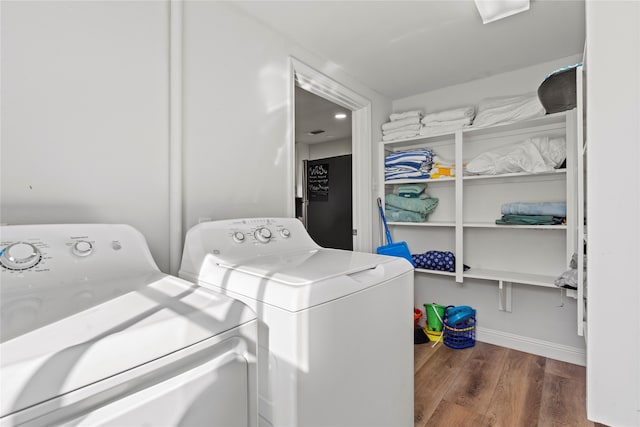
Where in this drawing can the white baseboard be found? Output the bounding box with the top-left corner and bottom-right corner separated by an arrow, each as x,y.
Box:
476,326 -> 586,366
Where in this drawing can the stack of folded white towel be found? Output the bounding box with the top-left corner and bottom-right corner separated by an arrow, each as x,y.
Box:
381,110 -> 422,141
420,106 -> 476,137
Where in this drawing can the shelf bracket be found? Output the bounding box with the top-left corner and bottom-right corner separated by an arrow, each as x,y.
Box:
565,288 -> 578,299
498,280 -> 512,312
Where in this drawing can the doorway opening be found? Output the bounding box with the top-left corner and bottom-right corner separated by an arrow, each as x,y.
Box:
289,57 -> 372,252
295,87 -> 353,250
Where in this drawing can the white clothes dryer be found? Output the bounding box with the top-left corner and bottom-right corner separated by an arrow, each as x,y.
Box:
179,218 -> 414,427
0,224 -> 257,427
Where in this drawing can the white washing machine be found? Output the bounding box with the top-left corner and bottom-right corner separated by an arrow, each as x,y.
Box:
179,218 -> 414,427
0,224 -> 258,427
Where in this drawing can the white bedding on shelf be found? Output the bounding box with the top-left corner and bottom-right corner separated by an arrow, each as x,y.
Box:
466,136 -> 566,175
471,93 -> 545,128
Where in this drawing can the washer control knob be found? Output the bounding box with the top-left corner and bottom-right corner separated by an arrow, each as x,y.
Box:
72,240 -> 93,257
254,227 -> 272,243
280,228 -> 291,239
0,242 -> 42,270
232,232 -> 245,243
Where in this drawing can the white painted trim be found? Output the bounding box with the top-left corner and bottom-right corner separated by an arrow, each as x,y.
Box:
289,57 -> 373,252
576,66 -> 585,338
476,326 -> 586,366
454,129 -> 463,283
351,106 -> 372,252
169,0 -> 183,275
292,59 -> 369,111
287,60 -> 296,219
565,109 -> 578,268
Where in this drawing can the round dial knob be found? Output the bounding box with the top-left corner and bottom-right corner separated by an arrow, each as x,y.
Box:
72,240 -> 93,257
254,227 -> 272,243
280,228 -> 291,239
0,242 -> 42,270
232,232 -> 245,243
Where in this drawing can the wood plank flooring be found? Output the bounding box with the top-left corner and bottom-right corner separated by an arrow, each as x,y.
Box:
414,342 -> 600,427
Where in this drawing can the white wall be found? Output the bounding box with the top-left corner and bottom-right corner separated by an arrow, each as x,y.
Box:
307,137 -> 352,161
1,1 -> 391,273
392,55 -> 586,361
182,1 -> 289,226
393,54 -> 583,115
182,2 -> 390,244
586,1 -> 640,425
0,1 -> 171,271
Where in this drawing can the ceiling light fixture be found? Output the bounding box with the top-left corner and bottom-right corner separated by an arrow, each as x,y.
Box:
474,0 -> 530,24
334,113 -> 347,119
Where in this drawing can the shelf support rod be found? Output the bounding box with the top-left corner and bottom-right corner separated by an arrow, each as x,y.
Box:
498,280 -> 513,312
454,129 -> 464,283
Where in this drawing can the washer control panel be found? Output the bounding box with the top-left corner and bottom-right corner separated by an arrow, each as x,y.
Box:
229,222 -> 292,246
0,236 -> 98,274
181,218 -> 320,275
0,224 -> 157,278
1,224 -> 162,343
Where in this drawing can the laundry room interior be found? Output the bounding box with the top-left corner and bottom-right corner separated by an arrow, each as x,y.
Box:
1,1 -> 638,427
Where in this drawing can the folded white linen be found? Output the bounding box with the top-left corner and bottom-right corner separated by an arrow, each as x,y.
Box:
383,124 -> 422,135
420,125 -> 469,137
419,118 -> 472,137
421,106 -> 475,124
432,155 -> 456,168
424,117 -> 472,127
389,110 -> 422,121
472,94 -> 545,128
382,129 -> 420,141
382,116 -> 421,131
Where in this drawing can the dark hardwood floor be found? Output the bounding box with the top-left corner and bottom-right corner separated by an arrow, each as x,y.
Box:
414,341 -> 601,427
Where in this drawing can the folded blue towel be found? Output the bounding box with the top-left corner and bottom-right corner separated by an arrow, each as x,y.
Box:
397,184 -> 426,198
385,149 -> 433,166
385,161 -> 427,170
384,206 -> 428,222
386,194 -> 439,215
385,165 -> 432,180
385,171 -> 431,180
501,202 -> 566,217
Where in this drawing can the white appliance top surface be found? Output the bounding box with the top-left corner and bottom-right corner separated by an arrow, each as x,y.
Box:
180,218 -> 414,311
219,248 -> 383,285
0,224 -> 255,417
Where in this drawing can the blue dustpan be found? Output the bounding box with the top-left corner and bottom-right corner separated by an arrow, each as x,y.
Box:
376,198 -> 415,267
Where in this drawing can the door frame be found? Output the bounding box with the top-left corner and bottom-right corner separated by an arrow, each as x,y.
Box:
289,57 -> 372,252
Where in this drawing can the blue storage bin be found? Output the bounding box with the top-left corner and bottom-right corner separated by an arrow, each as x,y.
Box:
443,316 -> 476,349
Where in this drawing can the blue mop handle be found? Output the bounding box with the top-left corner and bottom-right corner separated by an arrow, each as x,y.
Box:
377,197 -> 394,245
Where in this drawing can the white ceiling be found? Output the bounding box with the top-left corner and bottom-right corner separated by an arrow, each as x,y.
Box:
237,0 -> 585,145
234,0 -> 585,100
295,86 -> 352,144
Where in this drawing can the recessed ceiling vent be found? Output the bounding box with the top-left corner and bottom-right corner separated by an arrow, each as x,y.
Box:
307,129 -> 325,135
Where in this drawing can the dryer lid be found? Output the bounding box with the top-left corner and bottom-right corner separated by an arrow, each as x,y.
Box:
0,275 -> 255,417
